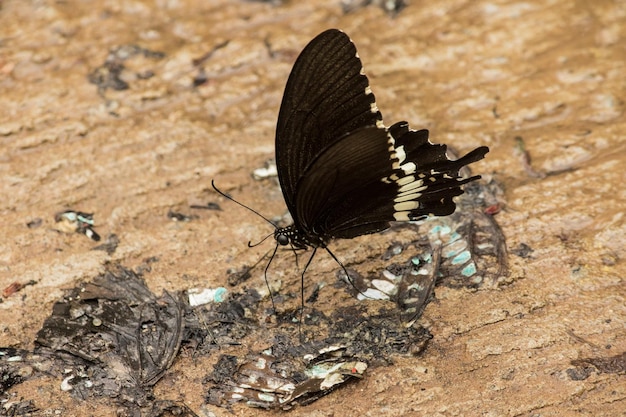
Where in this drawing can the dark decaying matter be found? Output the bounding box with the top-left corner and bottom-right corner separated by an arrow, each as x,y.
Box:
1,180 -> 505,413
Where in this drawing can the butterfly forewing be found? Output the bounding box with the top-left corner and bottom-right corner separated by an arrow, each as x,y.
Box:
276,29 -> 383,217
293,127 -> 394,237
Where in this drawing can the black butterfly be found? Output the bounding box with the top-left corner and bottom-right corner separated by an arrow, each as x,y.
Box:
272,29 -> 488,252
214,29 -> 488,294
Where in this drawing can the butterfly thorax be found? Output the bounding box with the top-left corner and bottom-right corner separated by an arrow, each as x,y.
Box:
274,224 -> 325,249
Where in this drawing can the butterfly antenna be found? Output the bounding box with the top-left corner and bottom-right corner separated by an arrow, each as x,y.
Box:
248,232 -> 274,248
212,180 -> 281,313
211,180 -> 277,228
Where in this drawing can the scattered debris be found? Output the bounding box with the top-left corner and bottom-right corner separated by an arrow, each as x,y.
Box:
0,399 -> 38,415
252,158 -> 278,180
514,136 -> 547,178
191,40 -> 230,87
435,179 -> 509,286
340,246 -> 440,324
34,265 -> 185,409
571,352 -> 626,375
92,233 -> 120,255
206,311 -> 432,409
242,0 -> 284,5
26,218 -> 42,229
167,210 -> 198,222
0,350 -> 26,394
189,202 -> 221,211
341,0 -> 407,16
88,45 -> 165,94
2,280 -> 36,298
511,243 -> 534,258
54,210 -> 101,241
191,40 -> 230,67
188,287 -> 228,307
1,257 -> 437,413
207,348 -> 366,409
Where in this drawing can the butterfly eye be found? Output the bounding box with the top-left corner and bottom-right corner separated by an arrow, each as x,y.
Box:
276,234 -> 289,246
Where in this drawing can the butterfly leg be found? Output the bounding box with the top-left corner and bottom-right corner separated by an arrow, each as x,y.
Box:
298,247 -> 318,339
264,243 -> 280,313
324,246 -> 372,300
289,243 -> 307,271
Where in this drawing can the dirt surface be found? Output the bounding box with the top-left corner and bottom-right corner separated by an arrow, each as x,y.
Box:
1,0 -> 625,416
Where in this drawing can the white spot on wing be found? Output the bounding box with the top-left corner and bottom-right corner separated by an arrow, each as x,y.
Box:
394,201 -> 420,211
394,145 -> 407,163
400,161 -> 417,174
394,192 -> 422,203
383,125 -> 449,222
398,179 -> 425,193
397,175 -> 415,186
393,211 -> 411,221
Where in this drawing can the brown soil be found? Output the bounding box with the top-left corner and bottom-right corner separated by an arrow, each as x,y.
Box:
1,0 -> 625,416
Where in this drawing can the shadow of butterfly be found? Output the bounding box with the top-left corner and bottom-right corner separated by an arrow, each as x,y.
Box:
213,29 -> 488,310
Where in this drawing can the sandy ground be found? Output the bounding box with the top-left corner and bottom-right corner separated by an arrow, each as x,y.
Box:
1,0 -> 625,416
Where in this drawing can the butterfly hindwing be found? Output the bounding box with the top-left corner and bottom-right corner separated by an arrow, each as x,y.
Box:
276,29 -> 382,217
384,122 -> 489,219
293,126 -> 396,238
293,124 -> 489,240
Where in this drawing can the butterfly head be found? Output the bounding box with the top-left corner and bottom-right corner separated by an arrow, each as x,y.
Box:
274,224 -> 320,249
275,227 -> 291,246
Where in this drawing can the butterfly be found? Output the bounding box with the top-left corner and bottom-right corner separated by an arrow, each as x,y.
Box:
272,29 -> 487,253
214,29 -> 488,299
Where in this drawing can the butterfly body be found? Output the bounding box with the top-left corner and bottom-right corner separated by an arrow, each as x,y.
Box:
274,224 -> 323,249
273,29 -> 489,252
